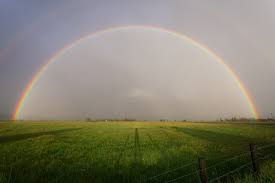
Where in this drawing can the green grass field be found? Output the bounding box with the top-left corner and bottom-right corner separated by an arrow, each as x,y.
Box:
0,121 -> 274,183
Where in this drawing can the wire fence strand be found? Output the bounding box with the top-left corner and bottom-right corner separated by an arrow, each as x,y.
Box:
149,161 -> 197,180
165,169 -> 200,183
153,142 -> 275,182
257,142 -> 275,151
204,151 -> 250,171
209,162 -> 252,183
149,146 -> 253,180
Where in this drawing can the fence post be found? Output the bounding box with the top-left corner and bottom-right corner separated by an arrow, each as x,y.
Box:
199,158 -> 208,183
249,144 -> 259,174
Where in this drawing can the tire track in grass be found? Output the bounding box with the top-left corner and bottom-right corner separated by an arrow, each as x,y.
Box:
134,128 -> 142,165
147,134 -> 163,153
160,128 -> 190,148
53,133 -> 108,182
146,132 -> 173,181
147,133 -> 169,163
101,132 -> 131,163
133,128 -> 143,181
161,129 -> 174,147
114,134 -> 130,169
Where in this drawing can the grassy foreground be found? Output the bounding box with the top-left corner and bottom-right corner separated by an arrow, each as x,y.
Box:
0,121 -> 274,183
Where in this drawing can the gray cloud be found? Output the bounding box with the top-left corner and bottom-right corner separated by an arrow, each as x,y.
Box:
1,0 -> 275,119
20,29 -> 251,120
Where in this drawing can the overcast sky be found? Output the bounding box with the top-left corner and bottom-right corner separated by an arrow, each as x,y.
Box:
1,0 -> 275,120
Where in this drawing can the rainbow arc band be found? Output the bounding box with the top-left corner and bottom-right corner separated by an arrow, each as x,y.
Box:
13,25 -> 259,120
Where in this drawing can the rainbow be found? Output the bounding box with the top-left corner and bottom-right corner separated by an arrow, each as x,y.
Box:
13,25 -> 259,120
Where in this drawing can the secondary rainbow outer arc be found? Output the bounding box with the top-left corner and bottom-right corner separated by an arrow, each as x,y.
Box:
13,25 -> 259,120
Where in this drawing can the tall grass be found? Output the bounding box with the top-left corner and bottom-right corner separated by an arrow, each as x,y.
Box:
0,121 -> 274,182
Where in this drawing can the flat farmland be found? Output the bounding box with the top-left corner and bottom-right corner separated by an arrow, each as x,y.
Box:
0,121 -> 274,183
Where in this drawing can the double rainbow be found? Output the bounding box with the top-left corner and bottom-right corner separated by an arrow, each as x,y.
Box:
13,25 -> 259,120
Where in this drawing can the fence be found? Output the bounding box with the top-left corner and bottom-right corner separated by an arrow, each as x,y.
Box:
1,140 -> 274,182
149,142 -> 275,183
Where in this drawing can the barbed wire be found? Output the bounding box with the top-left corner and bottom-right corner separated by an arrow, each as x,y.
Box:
259,152 -> 275,161
150,142 -> 275,182
162,151 -> 250,182
209,162 -> 252,183
257,142 -> 275,151
204,151 -> 250,171
165,169 -> 200,183
149,161 -> 197,180
148,146 -> 248,180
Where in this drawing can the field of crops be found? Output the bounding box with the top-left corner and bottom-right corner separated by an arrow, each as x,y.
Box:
0,121 -> 274,183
